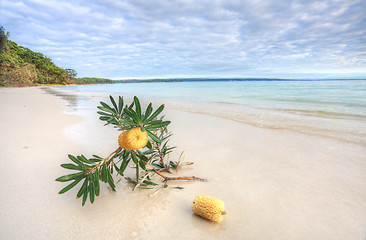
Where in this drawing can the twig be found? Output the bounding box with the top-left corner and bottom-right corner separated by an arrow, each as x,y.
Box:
152,169 -> 207,182
164,176 -> 207,182
157,147 -> 172,173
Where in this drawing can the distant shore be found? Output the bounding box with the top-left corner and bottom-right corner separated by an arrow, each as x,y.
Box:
0,87 -> 365,239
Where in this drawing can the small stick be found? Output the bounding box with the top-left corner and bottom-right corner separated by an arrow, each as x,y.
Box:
164,176 -> 207,182
157,147 -> 172,173
152,169 -> 207,182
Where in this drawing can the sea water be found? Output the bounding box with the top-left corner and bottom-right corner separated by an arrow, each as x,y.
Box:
52,80 -> 366,147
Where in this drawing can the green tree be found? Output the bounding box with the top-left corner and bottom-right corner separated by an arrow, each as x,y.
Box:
0,26 -> 9,53
65,68 -> 77,78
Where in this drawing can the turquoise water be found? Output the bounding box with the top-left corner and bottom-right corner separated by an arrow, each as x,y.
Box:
54,80 -> 366,146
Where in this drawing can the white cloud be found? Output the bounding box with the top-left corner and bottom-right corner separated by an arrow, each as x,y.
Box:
0,0 -> 365,78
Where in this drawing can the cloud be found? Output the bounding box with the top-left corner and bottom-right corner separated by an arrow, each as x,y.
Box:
0,0 -> 365,78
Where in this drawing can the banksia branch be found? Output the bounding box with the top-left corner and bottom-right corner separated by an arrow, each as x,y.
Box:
57,95 -> 206,206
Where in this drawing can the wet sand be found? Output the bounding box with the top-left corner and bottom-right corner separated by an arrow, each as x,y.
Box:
0,87 -> 365,240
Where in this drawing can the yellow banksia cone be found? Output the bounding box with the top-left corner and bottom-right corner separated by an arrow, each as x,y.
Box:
118,127 -> 149,150
192,194 -> 227,223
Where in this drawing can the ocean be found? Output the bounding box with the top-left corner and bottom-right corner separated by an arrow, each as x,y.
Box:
50,80 -> 366,147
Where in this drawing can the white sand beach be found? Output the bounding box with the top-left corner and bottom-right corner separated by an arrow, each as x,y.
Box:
0,87 -> 366,240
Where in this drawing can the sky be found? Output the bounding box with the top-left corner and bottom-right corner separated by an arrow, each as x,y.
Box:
1,0 -> 366,79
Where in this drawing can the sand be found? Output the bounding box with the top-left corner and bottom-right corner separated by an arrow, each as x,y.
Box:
0,87 -> 365,240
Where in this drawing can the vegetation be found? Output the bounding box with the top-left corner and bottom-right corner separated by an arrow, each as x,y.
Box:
74,77 -> 114,85
56,96 -> 205,206
0,26 -> 76,87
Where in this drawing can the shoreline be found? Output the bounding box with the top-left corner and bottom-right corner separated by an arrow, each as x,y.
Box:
46,85 -> 366,148
0,87 -> 365,239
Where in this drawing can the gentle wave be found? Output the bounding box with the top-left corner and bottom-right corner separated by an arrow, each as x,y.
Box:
50,80 -> 366,147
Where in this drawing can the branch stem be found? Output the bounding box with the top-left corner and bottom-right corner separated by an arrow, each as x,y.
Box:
152,169 -> 207,182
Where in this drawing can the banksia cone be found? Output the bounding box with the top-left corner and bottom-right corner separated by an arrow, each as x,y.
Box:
118,127 -> 149,150
192,194 -> 227,223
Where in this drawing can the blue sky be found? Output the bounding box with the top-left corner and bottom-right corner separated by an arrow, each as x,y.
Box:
1,0 -> 366,79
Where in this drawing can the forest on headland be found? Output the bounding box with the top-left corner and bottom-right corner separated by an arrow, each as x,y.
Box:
0,27 -> 113,87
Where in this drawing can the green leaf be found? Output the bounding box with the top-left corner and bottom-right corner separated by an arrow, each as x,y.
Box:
131,152 -> 139,165
106,170 -> 116,191
134,96 -> 142,119
124,108 -> 140,124
89,181 -> 95,203
100,101 -> 115,113
120,119 -> 138,126
97,106 -> 115,114
139,160 -> 146,170
97,111 -> 112,116
68,154 -> 82,166
82,184 -> 88,206
144,104 -> 164,124
145,121 -> 171,130
88,158 -> 102,163
60,163 -> 82,171
109,96 -> 118,112
77,155 -> 90,164
56,172 -> 85,182
119,158 -> 130,175
77,179 -> 88,199
118,96 -> 124,115
92,155 -> 103,159
146,141 -> 153,150
143,180 -> 158,186
99,116 -> 112,121
94,171 -> 100,196
128,101 -> 134,110
146,130 -> 162,143
142,103 -> 153,123
58,176 -> 83,194
101,164 -> 108,182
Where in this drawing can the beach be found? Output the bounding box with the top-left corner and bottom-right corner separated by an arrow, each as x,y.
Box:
0,86 -> 366,240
